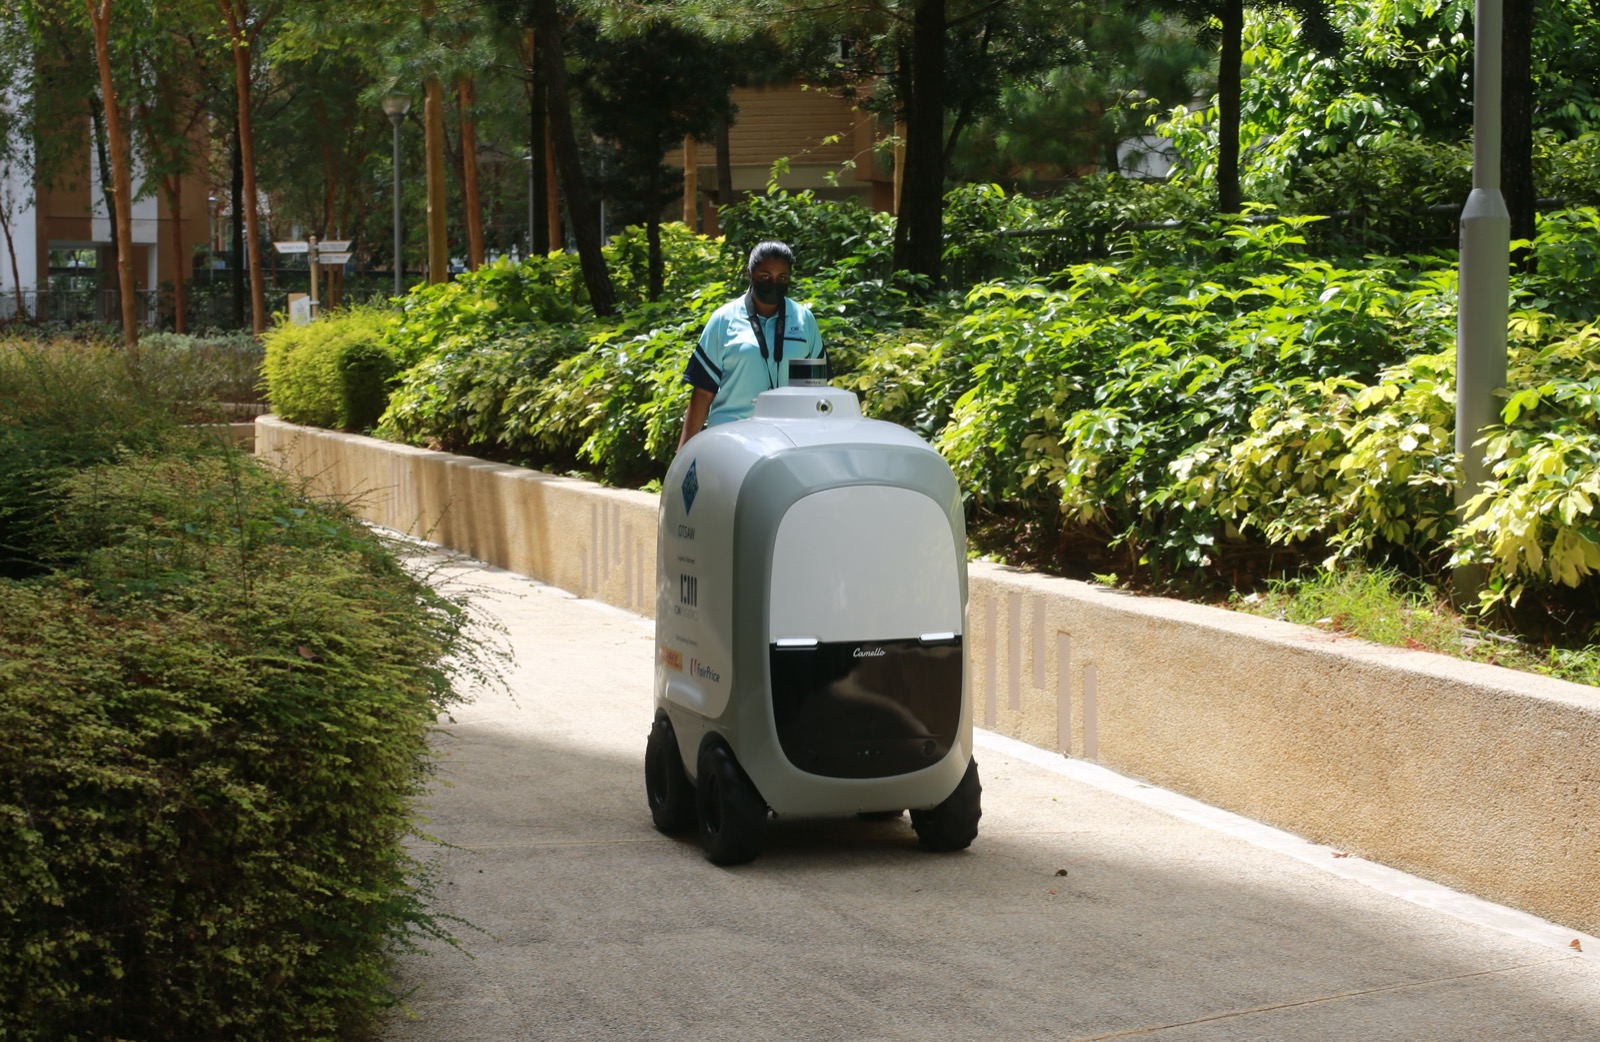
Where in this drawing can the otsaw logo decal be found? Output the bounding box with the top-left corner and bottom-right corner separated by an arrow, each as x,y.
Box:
681,460 -> 700,514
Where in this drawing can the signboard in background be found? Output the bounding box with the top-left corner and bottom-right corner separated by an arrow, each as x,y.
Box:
288,293 -> 312,325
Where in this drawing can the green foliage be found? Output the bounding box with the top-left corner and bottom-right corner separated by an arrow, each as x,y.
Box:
1517,207 -> 1600,323
261,305 -> 404,432
717,187 -> 893,278
1283,137 -> 1472,252
358,190 -> 1600,629
1453,320 -> 1600,610
0,338 -> 182,578
134,331 -> 266,414
0,399 -> 478,1040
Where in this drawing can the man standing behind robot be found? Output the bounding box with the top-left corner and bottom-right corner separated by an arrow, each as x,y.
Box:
677,240 -> 827,450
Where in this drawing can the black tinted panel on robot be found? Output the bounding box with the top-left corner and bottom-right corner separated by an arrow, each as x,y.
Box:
769,638 -> 962,779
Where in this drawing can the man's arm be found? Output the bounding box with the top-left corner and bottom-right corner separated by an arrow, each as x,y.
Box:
678,387 -> 714,450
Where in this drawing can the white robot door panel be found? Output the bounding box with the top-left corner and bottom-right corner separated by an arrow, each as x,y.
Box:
769,485 -> 961,642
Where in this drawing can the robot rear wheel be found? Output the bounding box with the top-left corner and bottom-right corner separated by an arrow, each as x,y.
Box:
645,716 -> 695,834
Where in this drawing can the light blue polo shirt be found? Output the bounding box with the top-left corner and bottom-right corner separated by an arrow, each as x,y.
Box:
685,292 -> 827,426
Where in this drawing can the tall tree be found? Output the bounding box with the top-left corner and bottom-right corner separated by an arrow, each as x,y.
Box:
457,74 -> 485,269
86,0 -> 137,349
132,7 -> 219,333
1156,0 -> 1338,212
529,0 -> 613,314
218,0 -> 279,335
570,18 -> 735,300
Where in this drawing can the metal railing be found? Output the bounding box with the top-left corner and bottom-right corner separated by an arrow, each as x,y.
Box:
0,288 -> 161,327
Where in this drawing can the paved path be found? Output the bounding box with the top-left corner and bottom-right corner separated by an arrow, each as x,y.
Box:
387,554 -> 1600,1042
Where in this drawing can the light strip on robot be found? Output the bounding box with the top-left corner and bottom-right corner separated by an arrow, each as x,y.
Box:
919,631 -> 957,643
774,637 -> 819,649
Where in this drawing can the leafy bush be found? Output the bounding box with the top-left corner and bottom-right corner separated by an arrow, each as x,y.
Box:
0,438 -> 474,1041
717,187 -> 893,278
361,190 -> 1600,627
377,323 -> 592,459
0,339 -> 183,578
261,305 -> 403,431
135,330 -> 265,415
1518,207 -> 1600,323
1284,137 -> 1472,253
1453,319 -> 1600,611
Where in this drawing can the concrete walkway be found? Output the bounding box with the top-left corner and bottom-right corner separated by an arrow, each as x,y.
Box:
387,553 -> 1600,1042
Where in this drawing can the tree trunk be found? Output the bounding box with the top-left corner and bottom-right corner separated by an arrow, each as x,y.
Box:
459,77 -> 485,270
87,97 -> 121,318
163,177 -> 187,333
232,119 -> 244,326
533,0 -> 615,315
545,120 -> 561,252
520,28 -> 552,257
1503,0 -> 1535,271
1217,0 -> 1244,214
715,113 -> 734,207
221,0 -> 268,335
532,75 -> 549,255
87,0 -> 138,351
0,205 -> 23,319
648,160 -> 663,300
892,0 -> 945,285
682,135 -> 699,228
423,77 -> 449,283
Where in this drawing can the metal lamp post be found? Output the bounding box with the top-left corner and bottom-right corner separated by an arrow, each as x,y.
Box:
1453,0 -> 1510,600
383,93 -> 412,297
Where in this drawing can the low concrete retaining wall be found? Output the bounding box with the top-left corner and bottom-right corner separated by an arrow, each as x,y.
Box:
257,415 -> 1600,935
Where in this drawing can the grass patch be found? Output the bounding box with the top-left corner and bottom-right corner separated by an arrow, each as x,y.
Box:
1233,567 -> 1600,685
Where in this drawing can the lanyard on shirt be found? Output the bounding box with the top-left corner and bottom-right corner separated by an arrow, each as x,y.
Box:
746,290 -> 785,390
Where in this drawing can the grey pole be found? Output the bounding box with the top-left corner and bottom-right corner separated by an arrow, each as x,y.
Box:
384,94 -> 412,298
1454,0 -> 1510,601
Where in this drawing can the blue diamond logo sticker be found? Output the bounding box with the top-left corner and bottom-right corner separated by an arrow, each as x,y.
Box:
681,460 -> 699,515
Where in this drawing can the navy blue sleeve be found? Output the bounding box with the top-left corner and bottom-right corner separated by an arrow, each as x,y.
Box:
684,353 -> 718,392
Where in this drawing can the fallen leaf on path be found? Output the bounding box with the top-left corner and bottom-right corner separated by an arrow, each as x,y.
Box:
1332,851 -> 1350,858
1572,939 -> 1584,952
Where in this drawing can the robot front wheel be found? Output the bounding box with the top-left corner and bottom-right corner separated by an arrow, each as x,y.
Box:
910,758 -> 982,852
695,741 -> 768,865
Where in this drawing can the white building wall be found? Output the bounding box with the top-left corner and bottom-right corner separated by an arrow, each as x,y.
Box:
0,85 -> 37,293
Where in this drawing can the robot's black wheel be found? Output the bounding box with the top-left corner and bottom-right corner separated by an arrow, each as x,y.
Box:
645,716 -> 696,834
695,742 -> 767,865
911,757 -> 982,852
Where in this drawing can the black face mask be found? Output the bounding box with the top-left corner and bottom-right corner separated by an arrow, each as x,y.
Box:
752,280 -> 788,305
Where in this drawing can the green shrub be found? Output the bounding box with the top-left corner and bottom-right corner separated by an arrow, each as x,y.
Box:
0,339 -> 181,578
718,187 -> 893,278
1453,319 -> 1600,612
135,330 -> 265,415
0,443 -> 474,1041
1519,206 -> 1600,323
376,323 -> 592,458
261,305 -> 402,431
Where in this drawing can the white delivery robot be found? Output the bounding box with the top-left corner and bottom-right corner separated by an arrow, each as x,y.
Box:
645,367 -> 980,864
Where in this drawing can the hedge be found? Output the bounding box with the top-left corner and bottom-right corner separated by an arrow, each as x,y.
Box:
1,342 -> 480,1040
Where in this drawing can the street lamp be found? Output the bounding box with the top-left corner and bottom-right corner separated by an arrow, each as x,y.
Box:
383,93 -> 412,297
